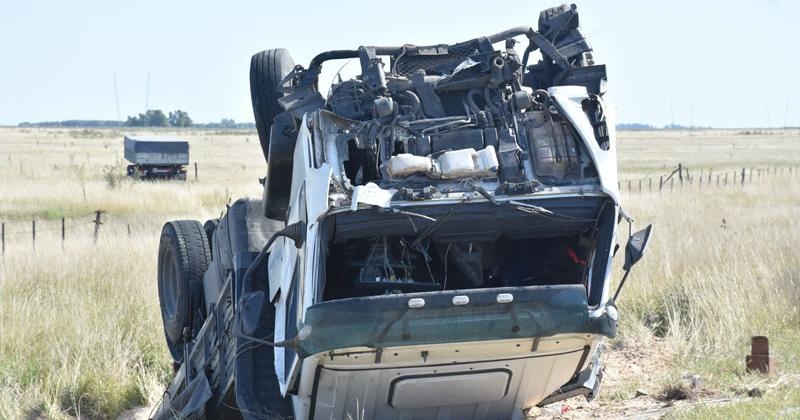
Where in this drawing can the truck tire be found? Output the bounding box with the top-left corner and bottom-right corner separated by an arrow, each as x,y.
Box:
157,220 -> 211,362
250,48 -> 295,164
250,49 -> 297,221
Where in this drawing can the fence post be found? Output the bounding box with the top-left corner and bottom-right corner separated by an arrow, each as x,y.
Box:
194,162 -> 198,180
678,163 -> 683,185
627,180 -> 631,193
127,223 -> 131,237
93,210 -> 105,244
649,178 -> 652,192
716,174 -> 720,186
724,173 -> 728,185
32,220 -> 36,250
61,217 -> 65,249
741,168 -> 746,185
1,222 -> 4,256
638,179 -> 642,194
659,175 -> 663,192
707,169 -> 712,184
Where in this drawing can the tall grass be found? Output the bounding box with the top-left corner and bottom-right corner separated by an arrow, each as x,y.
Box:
0,232 -> 169,419
616,176 -> 800,372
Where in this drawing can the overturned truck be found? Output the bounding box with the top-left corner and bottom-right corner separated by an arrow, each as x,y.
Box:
153,4 -> 651,419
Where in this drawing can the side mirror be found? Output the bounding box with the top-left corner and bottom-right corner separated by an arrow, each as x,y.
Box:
623,224 -> 652,270
613,224 -> 653,301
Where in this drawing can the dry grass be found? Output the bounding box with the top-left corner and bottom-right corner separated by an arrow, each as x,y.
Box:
1,127 -> 799,418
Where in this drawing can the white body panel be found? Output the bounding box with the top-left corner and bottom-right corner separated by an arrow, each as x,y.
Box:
289,334 -> 600,420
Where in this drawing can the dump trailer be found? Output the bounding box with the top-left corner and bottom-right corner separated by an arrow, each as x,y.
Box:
152,4 -> 652,419
124,135 -> 189,180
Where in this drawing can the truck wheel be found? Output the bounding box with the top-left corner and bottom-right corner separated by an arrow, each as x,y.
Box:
157,220 -> 211,362
250,48 -> 295,165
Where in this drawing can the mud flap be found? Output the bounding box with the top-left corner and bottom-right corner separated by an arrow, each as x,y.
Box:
537,348 -> 603,407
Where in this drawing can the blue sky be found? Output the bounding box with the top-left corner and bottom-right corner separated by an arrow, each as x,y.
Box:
0,0 -> 797,127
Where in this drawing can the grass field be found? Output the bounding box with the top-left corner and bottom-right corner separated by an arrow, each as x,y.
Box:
1,127 -> 799,418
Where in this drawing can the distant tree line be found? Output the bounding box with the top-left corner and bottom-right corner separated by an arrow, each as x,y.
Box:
616,123 -> 710,131
125,109 -> 192,127
19,114 -> 254,129
18,120 -> 123,128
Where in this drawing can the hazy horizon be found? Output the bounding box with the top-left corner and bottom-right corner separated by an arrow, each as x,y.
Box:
1,0 -> 798,128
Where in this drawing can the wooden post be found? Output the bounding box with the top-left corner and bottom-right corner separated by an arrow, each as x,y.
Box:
1,222 -> 4,256
627,180 -> 631,193
127,223 -> 131,237
194,162 -> 198,180
638,179 -> 642,194
659,175 -> 664,192
32,220 -> 36,250
93,210 -> 105,244
741,168 -> 746,185
649,178 -> 652,192
724,173 -> 728,185
707,169 -> 712,184
678,163 -> 683,185
61,217 -> 65,249
716,174 -> 720,186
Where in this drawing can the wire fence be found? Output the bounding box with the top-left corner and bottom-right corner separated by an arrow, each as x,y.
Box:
617,164 -> 799,195
1,210 -> 108,254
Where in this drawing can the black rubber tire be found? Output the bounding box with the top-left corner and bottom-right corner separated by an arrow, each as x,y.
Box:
157,220 -> 211,362
250,49 -> 297,221
250,48 -> 295,164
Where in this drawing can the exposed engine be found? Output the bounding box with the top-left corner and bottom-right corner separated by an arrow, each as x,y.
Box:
273,4 -> 609,195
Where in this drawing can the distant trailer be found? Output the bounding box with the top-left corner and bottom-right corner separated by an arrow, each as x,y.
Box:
124,135 -> 189,180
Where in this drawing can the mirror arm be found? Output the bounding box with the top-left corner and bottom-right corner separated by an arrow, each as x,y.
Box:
613,268 -> 631,302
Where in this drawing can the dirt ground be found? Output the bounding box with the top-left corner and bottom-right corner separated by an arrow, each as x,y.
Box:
526,338 -> 730,419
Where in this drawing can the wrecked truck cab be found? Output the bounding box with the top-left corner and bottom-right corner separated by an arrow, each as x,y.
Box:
154,4 -> 644,419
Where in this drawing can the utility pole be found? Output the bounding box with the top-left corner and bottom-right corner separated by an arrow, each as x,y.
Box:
670,100 -> 675,128
113,71 -> 121,121
145,71 -> 151,110
766,100 -> 771,128
784,101 -> 789,128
